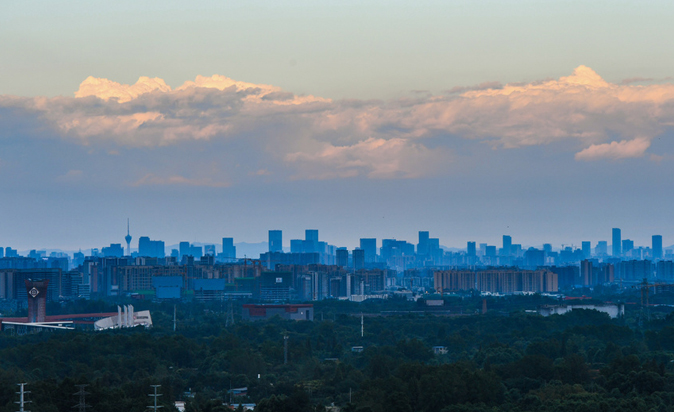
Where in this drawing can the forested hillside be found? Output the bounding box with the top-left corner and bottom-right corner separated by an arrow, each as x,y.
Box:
2,297 -> 674,412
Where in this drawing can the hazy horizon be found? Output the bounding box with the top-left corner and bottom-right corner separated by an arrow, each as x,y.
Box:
2,2 -> 674,251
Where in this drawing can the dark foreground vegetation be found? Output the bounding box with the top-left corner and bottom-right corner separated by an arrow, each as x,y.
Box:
3,294 -> 674,412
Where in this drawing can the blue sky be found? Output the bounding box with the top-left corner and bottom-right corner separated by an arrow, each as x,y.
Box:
1,1 -> 674,251
3,1 -> 674,99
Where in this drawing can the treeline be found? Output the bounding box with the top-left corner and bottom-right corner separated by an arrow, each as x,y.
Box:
2,297 -> 674,411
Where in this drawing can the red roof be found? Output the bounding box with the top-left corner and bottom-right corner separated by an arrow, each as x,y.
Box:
243,304 -> 313,316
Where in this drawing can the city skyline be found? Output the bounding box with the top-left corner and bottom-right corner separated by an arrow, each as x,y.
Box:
4,4 -> 674,412
2,2 -> 674,251
3,226 -> 672,258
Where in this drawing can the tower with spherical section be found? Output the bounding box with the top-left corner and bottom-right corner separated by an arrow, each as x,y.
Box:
125,218 -> 132,256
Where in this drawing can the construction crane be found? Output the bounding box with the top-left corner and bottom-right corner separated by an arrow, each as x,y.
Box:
632,278 -> 670,322
241,258 -> 264,276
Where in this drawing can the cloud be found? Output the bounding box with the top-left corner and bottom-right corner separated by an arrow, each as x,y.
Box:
132,174 -> 230,188
445,81 -> 503,94
575,138 -> 651,161
285,137 -> 449,179
56,169 -> 84,182
75,76 -> 171,103
621,77 -> 654,85
3,66 -> 674,184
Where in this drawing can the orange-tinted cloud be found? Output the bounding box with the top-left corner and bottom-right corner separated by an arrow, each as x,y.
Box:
2,66 -> 674,181
575,138 -> 651,161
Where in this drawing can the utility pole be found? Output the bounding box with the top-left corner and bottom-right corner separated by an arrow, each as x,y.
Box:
361,313 -> 364,338
284,335 -> 289,364
16,383 -> 30,412
148,385 -> 163,412
173,305 -> 177,332
73,384 -> 90,412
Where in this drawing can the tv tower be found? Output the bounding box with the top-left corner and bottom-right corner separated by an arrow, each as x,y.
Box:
125,218 -> 132,256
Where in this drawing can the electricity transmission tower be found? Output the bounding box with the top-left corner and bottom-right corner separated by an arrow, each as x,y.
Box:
148,385 -> 163,412
73,384 -> 90,412
16,383 -> 31,412
225,300 -> 235,327
284,335 -> 289,364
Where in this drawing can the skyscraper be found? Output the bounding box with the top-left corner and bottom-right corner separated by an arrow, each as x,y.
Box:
622,239 -> 634,256
179,242 -> 190,259
418,231 -> 430,256
581,241 -> 591,259
139,236 -> 150,256
359,238 -> 377,263
612,228 -> 621,257
303,230 -> 319,253
596,241 -> 608,256
353,248 -> 365,270
305,230 -> 319,243
653,235 -> 663,260
222,238 -> 236,260
502,235 -> 512,256
336,248 -> 348,267
138,237 -> 165,258
269,230 -> 283,252
467,242 -> 476,257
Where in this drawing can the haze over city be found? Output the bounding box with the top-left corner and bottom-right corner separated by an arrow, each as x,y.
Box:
6,3 -> 674,412
2,1 -> 674,250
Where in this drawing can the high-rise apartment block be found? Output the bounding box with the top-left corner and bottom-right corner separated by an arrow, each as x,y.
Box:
434,269 -> 558,294
336,248 -> 348,267
353,248 -> 365,270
